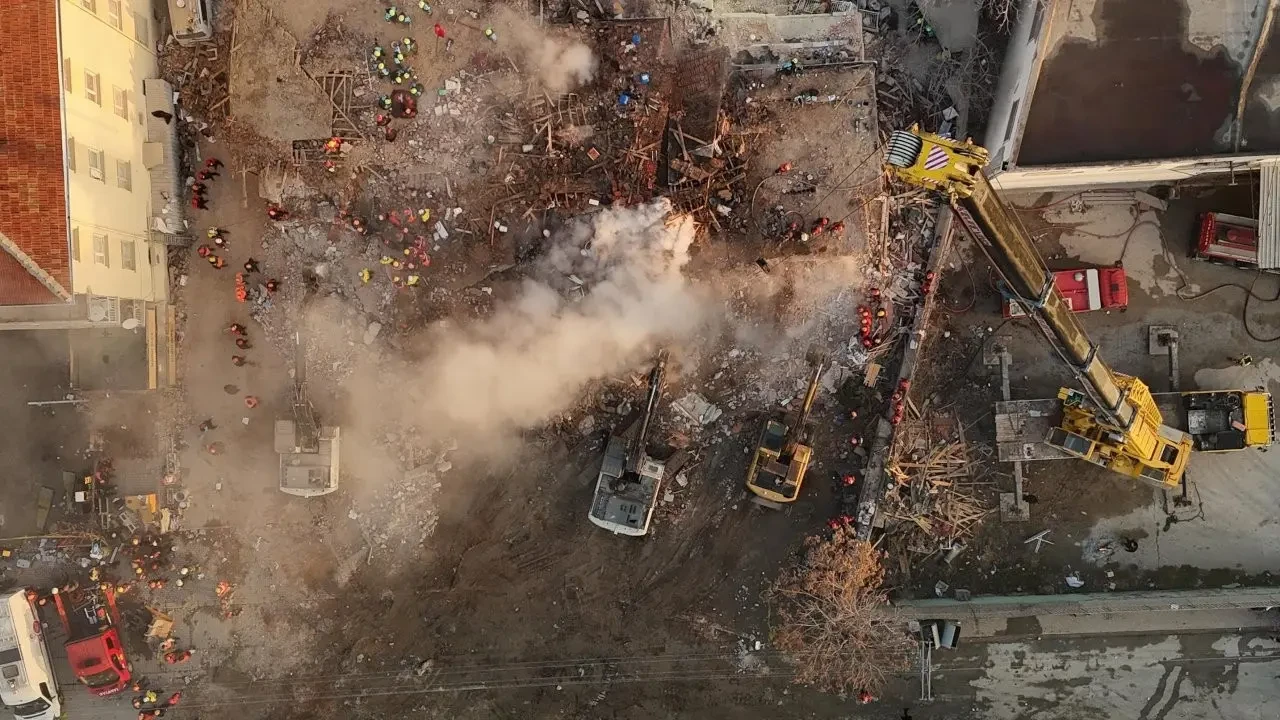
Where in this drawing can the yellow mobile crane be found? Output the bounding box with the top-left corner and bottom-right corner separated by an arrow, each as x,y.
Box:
884,127 -> 1195,488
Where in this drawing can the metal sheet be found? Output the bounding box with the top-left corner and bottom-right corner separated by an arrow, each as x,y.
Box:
1258,159 -> 1280,268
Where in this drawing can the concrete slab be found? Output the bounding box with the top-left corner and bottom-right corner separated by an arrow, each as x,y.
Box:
917,0 -> 980,53
716,11 -> 865,54
1020,0 -> 1280,165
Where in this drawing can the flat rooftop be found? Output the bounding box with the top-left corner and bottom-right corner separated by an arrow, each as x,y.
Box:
1020,0 -> 1280,165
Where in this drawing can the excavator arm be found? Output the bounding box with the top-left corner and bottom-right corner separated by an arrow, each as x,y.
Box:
884,127 -> 1191,488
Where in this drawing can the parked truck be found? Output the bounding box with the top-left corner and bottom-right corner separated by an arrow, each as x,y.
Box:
1003,267 -> 1128,318
1194,212 -> 1259,267
48,585 -> 130,697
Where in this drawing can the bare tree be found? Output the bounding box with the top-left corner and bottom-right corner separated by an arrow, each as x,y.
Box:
983,0 -> 1041,32
770,527 -> 914,696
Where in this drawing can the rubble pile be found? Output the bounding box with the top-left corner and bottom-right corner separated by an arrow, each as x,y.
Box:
881,410 -> 994,572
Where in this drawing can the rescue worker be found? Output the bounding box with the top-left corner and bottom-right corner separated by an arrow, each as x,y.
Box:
196,245 -> 212,258
191,195 -> 207,210
243,258 -> 260,274
266,204 -> 288,221
228,322 -> 246,336
244,396 -> 259,409
198,419 -> 216,432
265,278 -> 280,293
205,157 -> 224,170
235,337 -> 252,350
232,355 -> 247,367
207,255 -> 225,269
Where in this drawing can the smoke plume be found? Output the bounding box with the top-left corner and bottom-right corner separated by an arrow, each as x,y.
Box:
416,200 -> 703,436
492,6 -> 598,94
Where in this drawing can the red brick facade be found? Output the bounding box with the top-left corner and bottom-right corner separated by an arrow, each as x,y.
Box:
0,0 -> 71,305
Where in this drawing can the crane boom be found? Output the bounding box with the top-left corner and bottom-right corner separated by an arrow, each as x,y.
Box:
885,127 -> 1192,488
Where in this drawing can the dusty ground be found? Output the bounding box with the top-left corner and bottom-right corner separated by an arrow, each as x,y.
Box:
47,2 -> 919,719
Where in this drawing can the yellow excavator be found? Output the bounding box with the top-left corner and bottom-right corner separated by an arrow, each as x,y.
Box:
885,126 -> 1272,489
746,347 -> 829,507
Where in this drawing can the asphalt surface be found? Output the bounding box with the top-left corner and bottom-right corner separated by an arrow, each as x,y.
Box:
880,610 -> 1280,720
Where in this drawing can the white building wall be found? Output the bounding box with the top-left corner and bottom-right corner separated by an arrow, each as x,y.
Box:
982,0 -> 1055,175
990,154 -> 1275,191
59,0 -> 167,303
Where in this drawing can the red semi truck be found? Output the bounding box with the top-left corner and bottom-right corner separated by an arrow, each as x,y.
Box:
1003,267 -> 1129,318
1195,212 -> 1259,267
49,585 -> 131,697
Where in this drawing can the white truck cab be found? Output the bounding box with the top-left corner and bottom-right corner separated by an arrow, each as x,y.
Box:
0,592 -> 61,720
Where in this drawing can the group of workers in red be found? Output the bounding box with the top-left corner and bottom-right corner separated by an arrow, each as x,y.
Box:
189,157 -> 221,211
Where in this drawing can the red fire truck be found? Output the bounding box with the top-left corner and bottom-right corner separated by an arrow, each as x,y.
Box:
1003,267 -> 1129,317
1195,212 -> 1259,267
49,585 -> 131,696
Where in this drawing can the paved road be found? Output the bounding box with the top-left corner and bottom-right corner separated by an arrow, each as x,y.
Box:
884,625 -> 1280,720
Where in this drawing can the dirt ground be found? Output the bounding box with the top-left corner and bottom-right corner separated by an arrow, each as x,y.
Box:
42,1 -> 933,718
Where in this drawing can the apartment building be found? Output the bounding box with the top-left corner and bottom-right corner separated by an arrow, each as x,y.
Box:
0,0 -> 181,389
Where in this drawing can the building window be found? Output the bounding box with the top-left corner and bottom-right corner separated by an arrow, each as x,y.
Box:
133,11 -> 150,45
88,148 -> 106,181
93,234 -> 110,267
1029,0 -> 1047,43
80,0 -> 97,12
72,228 -> 81,262
121,239 -> 137,270
116,160 -> 132,191
113,86 -> 129,119
62,58 -> 72,93
107,0 -> 122,29
67,136 -> 77,172
84,71 -> 101,105
1003,99 -> 1021,143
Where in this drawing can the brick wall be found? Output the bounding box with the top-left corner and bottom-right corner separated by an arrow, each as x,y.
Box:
0,0 -> 71,305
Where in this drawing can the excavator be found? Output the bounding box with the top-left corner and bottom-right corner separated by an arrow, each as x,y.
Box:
589,351 -> 669,536
746,347 -> 829,507
885,126 -> 1273,489
274,332 -> 341,497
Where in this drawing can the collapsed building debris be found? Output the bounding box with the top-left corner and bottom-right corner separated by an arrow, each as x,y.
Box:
882,410 -> 994,571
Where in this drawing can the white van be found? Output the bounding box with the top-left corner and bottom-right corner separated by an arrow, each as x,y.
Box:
0,592 -> 61,720
167,0 -> 214,46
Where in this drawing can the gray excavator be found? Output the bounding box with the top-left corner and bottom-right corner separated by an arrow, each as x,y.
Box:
274,332 -> 340,496
589,350 -> 669,536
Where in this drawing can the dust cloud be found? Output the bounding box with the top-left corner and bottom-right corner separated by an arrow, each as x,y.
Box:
332,199 -> 709,471
492,7 -> 598,94
420,200 -> 703,434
